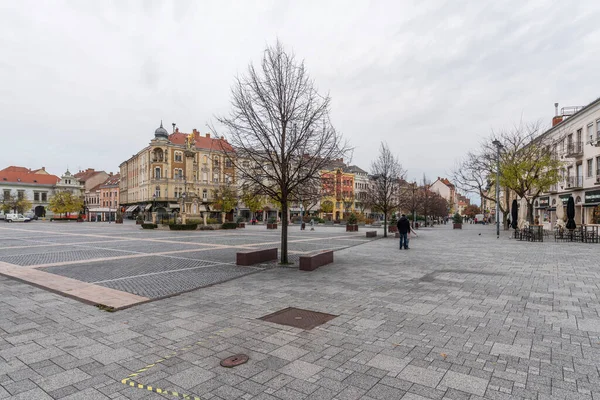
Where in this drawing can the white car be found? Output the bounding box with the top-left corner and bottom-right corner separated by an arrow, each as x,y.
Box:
4,213 -> 31,222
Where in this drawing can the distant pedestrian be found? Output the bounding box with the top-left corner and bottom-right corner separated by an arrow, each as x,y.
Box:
397,214 -> 411,250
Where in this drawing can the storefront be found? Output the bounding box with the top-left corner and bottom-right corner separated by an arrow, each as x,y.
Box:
584,190 -> 600,225
535,196 -> 550,224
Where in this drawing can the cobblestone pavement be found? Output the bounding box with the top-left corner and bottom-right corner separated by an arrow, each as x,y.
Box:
0,222 -> 376,301
1,222 -> 600,399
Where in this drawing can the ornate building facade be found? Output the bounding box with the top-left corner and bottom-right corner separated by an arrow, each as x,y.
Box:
119,123 -> 235,220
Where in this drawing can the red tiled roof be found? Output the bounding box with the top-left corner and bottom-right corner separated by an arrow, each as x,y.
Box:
0,166 -> 59,185
168,132 -> 234,152
101,174 -> 120,187
74,168 -> 106,182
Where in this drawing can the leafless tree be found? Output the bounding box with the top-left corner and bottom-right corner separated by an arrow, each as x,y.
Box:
452,121 -> 562,226
366,142 -> 406,237
216,41 -> 350,263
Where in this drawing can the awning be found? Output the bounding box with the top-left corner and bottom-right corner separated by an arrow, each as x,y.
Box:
168,203 -> 180,209
145,204 -> 152,211
583,203 -> 600,208
547,207 -> 556,211
88,208 -> 113,213
125,205 -> 139,213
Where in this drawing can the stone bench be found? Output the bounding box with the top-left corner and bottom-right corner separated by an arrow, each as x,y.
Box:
236,248 -> 278,266
366,231 -> 377,238
299,250 -> 334,271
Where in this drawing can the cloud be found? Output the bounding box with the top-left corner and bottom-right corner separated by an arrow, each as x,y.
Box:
1,0 -> 599,185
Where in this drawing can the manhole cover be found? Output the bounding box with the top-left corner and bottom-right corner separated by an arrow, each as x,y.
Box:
220,354 -> 249,368
259,307 -> 337,330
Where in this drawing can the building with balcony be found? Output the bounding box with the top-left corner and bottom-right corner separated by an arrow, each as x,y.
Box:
535,98 -> 600,226
319,159 -> 356,221
119,122 -> 235,220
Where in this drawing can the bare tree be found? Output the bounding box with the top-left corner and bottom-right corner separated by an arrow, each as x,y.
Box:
216,41 -> 350,263
453,121 -> 562,226
366,142 -> 406,237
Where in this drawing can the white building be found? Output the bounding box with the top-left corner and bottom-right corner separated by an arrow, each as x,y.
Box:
534,99 -> 600,226
429,177 -> 457,215
0,166 -> 60,217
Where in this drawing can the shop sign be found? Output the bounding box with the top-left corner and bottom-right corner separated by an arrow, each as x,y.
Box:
585,190 -> 600,204
559,194 -> 572,204
538,197 -> 549,207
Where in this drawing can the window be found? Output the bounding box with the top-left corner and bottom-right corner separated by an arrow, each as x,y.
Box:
587,159 -> 593,178
155,186 -> 161,198
588,124 -> 595,144
155,167 -> 161,179
41,192 -> 47,202
597,156 -> 600,176
202,172 -> 208,183
213,173 -> 219,183
3,190 -> 10,199
34,192 -> 39,201
17,190 -> 24,200
174,151 -> 183,162
225,160 -> 232,168
202,189 -> 207,200
597,120 -> 600,141
213,157 -> 220,167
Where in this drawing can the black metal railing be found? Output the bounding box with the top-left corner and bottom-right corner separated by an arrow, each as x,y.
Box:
566,141 -> 583,156
566,175 -> 583,188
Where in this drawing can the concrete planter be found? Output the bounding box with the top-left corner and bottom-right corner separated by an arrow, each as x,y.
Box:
267,223 -> 278,229
388,225 -> 398,233
453,223 -> 462,229
346,224 -> 358,232
238,223 -> 245,228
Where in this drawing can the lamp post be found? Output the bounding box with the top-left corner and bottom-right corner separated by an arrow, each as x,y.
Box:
492,140 -> 503,239
412,181 -> 417,228
152,193 -> 156,221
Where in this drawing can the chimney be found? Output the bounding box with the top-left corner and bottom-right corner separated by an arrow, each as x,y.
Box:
175,127 -> 179,133
552,102 -> 563,127
42,167 -> 45,171
206,133 -> 210,138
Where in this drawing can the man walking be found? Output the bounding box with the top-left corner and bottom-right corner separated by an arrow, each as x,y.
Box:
397,214 -> 410,250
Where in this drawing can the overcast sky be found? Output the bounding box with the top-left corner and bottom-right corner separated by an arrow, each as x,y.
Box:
2,1 -> 600,194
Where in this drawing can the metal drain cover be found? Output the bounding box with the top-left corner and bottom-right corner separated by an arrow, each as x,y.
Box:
259,307 -> 337,330
220,354 -> 249,368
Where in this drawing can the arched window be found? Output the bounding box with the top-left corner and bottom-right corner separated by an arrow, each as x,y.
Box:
202,189 -> 207,200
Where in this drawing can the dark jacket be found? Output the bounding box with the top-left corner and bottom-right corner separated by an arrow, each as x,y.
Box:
397,216 -> 410,234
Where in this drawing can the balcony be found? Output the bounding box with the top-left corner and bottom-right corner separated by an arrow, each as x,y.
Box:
565,175 -> 583,189
566,141 -> 583,157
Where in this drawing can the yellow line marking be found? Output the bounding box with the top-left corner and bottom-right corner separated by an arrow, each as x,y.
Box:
119,328 -> 229,399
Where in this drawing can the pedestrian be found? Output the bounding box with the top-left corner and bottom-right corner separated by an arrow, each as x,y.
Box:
397,213 -> 411,250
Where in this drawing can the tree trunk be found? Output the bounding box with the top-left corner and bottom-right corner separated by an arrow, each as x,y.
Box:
527,201 -> 534,224
383,209 -> 388,238
281,199 -> 289,264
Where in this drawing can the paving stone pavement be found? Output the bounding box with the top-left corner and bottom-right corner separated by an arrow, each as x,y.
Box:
1,222 -> 600,399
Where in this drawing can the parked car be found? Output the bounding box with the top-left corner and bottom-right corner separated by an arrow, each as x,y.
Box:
25,212 -> 38,220
4,213 -> 31,222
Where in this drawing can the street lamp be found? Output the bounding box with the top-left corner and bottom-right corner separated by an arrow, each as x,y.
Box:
492,139 -> 503,239
152,193 -> 156,221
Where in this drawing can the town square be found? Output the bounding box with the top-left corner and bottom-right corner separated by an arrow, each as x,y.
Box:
3,1 -> 600,399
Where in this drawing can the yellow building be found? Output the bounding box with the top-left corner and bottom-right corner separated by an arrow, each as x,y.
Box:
319,162 -> 355,220
119,123 -> 235,220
